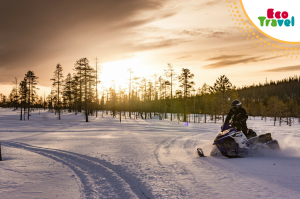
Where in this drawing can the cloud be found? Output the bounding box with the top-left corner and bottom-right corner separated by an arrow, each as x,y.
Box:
176,55 -> 192,59
175,28 -> 232,39
132,38 -> 188,51
263,65 -> 300,72
0,0 -> 176,84
199,0 -> 221,8
202,55 -> 278,69
195,0 -> 223,11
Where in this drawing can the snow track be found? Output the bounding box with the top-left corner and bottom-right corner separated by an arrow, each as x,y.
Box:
151,134 -> 220,198
2,141 -> 153,199
153,137 -> 171,166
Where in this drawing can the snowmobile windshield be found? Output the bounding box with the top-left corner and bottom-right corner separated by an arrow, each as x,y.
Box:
221,123 -> 231,132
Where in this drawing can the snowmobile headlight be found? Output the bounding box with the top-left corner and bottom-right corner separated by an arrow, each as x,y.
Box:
221,130 -> 229,135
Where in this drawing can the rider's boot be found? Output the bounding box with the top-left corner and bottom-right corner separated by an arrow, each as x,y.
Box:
245,129 -> 257,139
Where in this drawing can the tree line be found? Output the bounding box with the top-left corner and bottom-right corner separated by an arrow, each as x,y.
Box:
1,58 -> 300,126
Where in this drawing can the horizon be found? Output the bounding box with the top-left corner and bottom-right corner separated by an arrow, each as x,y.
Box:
0,65 -> 299,98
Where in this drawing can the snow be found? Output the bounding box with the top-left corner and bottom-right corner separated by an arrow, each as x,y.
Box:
1,109 -> 300,199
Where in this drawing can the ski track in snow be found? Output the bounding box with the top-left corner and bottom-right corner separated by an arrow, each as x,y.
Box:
153,136 -> 184,166
153,137 -> 171,166
2,141 -> 153,199
153,128 -> 208,166
151,133 -> 220,198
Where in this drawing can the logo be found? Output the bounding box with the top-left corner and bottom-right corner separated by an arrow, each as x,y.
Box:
258,9 -> 295,27
226,1 -> 300,57
240,0 -> 300,44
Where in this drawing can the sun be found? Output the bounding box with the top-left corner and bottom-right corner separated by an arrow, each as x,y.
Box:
98,58 -> 153,93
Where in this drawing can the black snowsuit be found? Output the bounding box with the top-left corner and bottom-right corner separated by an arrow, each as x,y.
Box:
225,107 -> 248,135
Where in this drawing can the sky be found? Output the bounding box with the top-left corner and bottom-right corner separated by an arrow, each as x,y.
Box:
1,0 -> 300,97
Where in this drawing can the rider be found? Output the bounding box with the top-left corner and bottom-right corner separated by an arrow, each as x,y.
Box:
224,100 -> 256,138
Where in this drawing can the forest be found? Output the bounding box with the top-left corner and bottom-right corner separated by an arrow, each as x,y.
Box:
1,57 -> 300,126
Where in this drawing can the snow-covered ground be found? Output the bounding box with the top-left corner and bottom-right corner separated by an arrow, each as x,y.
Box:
1,109 -> 300,199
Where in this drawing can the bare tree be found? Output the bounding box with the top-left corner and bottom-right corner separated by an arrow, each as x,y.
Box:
164,63 -> 177,121
128,68 -> 134,118
94,57 -> 100,117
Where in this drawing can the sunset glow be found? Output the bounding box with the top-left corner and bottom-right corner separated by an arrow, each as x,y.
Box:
100,58 -> 151,90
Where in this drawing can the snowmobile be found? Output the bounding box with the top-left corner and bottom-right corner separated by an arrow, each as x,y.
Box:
197,123 -> 280,158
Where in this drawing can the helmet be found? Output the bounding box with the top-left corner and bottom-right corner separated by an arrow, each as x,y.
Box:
231,99 -> 241,111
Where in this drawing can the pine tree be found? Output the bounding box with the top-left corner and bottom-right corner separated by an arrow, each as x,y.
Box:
178,68 -> 194,122
74,60 -> 83,112
210,75 -> 237,122
25,71 -> 39,120
51,64 -> 64,120
267,96 -> 283,126
79,58 -> 94,122
200,83 -> 210,123
63,73 -> 72,112
19,80 -> 28,120
11,77 -> 19,109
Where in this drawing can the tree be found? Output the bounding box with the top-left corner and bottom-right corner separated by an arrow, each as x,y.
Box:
128,68 -> 134,118
25,70 -> 39,119
111,81 -> 116,118
71,75 -> 80,113
11,77 -> 19,109
8,87 -> 18,108
94,57 -> 100,117
178,68 -> 195,122
79,58 -> 94,122
74,60 -> 83,112
210,75 -> 238,122
164,63 -> 177,121
63,73 -> 72,112
140,78 -> 147,119
266,96 -> 286,126
163,80 -> 170,119
132,76 -> 140,119
158,76 -> 164,117
51,64 -> 64,120
118,87 -> 126,122
147,79 -> 154,118
200,83 -> 210,123
19,80 -> 28,120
